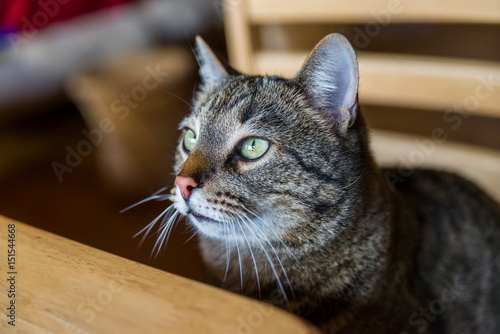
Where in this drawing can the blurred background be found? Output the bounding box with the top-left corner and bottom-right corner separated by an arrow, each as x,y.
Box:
0,0 -> 499,283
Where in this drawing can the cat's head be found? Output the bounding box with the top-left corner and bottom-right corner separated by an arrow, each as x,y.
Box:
171,34 -> 369,242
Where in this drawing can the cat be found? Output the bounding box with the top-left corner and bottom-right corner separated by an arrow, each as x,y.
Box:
166,34 -> 500,333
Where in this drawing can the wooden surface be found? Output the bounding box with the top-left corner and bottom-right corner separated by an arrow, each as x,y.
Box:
247,0 -> 500,24
0,216 -> 318,334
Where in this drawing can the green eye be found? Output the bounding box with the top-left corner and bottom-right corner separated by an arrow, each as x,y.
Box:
241,138 -> 269,160
183,129 -> 196,152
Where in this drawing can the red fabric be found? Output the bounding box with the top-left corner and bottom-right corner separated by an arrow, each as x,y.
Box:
0,0 -> 135,31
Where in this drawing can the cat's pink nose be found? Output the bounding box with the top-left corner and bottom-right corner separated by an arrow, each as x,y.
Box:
175,176 -> 198,201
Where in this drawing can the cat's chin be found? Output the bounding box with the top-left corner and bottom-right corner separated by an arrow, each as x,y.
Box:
173,199 -> 231,238
187,214 -> 228,239
187,211 -> 263,241
190,210 -> 223,226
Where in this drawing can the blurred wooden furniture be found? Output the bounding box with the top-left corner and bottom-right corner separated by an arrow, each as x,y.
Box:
223,0 -> 500,200
0,215 -> 318,334
66,47 -> 195,195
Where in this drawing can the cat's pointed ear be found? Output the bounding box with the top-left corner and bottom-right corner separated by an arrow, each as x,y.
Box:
195,36 -> 236,86
295,33 -> 359,129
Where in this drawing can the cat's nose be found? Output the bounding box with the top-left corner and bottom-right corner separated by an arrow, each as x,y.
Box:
175,176 -> 198,201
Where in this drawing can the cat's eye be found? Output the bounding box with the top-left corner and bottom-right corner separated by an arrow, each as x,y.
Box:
240,138 -> 269,160
183,129 -> 196,152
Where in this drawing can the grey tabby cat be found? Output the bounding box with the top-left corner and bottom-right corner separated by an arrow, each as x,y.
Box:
169,34 -> 500,333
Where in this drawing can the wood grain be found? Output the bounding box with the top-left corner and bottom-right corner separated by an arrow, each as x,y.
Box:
223,0 -> 253,72
371,129 -> 500,201
247,0 -> 500,24
253,51 -> 500,119
0,216 -> 319,334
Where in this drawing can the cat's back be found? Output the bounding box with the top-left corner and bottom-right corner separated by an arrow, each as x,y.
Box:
391,168 -> 500,333
404,169 -> 500,233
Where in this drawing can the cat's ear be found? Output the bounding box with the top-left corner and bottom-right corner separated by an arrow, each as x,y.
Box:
295,33 -> 359,129
195,36 -> 236,87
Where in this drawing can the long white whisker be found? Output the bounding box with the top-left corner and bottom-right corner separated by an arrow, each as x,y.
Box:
152,210 -> 180,259
163,212 -> 179,253
223,221 -> 231,283
242,206 -> 303,268
153,207 -> 179,236
236,212 -> 288,301
184,229 -> 199,244
239,209 -> 296,300
133,204 -> 176,247
230,220 -> 244,290
120,187 -> 171,213
233,213 -> 261,298
151,210 -> 176,257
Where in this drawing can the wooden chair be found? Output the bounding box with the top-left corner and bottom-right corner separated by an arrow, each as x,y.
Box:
222,0 -> 500,200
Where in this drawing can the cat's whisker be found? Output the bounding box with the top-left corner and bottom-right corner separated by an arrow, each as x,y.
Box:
152,210 -> 181,260
334,171 -> 365,191
120,187 -> 171,213
159,88 -> 194,110
184,229 -> 199,244
222,221 -> 231,283
133,204 -> 176,248
151,210 -> 176,257
153,206 -> 178,236
233,213 -> 261,299
162,213 -> 179,255
241,206 -> 303,269
244,211 -> 293,294
241,211 -> 295,299
236,212 -> 289,302
230,220 -> 244,290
